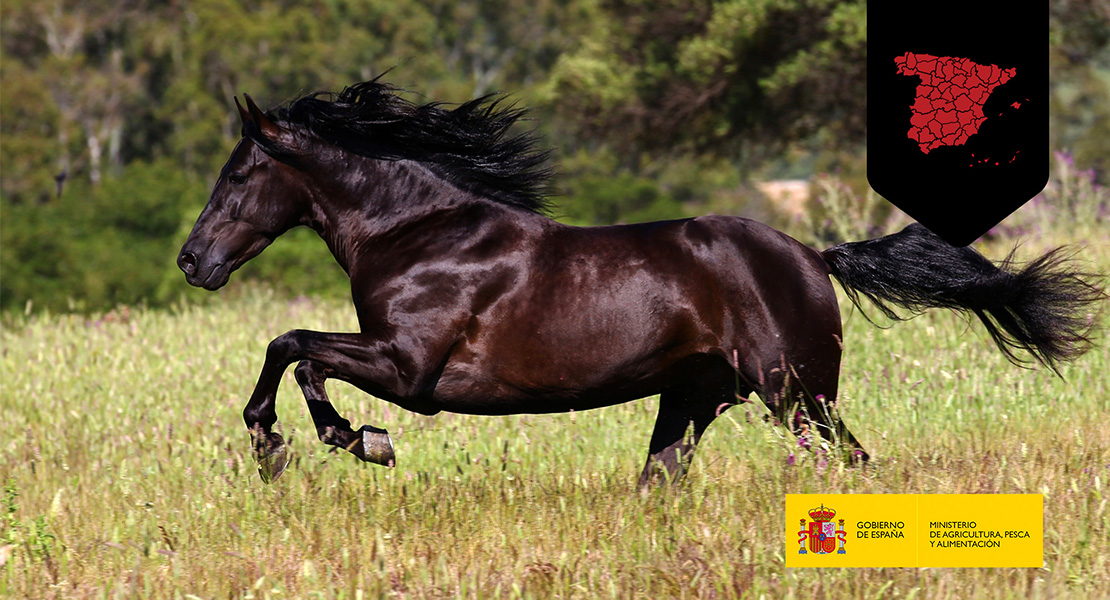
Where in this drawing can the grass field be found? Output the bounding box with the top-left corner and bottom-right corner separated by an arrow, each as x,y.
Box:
1,223 -> 1108,599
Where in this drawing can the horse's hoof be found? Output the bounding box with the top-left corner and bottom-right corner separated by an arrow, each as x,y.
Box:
256,443 -> 289,483
251,431 -> 290,483
348,425 -> 395,467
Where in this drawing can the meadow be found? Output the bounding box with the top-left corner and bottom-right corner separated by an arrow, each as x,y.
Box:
1,216 -> 1107,599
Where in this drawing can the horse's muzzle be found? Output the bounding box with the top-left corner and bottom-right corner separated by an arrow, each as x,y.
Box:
177,251 -> 198,277
178,249 -> 229,290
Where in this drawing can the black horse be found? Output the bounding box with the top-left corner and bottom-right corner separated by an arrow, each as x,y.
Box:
178,80 -> 1102,485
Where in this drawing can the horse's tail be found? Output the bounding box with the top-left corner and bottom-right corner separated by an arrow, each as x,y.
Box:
820,223 -> 1104,373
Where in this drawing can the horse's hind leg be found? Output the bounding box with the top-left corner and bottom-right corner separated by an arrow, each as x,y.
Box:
293,360 -> 395,467
639,383 -> 732,485
800,386 -> 868,464
759,355 -> 869,464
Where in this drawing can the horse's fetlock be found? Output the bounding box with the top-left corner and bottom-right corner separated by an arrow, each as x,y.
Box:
243,406 -> 276,430
317,425 -> 337,444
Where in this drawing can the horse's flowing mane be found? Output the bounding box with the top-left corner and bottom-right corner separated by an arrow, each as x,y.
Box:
264,77 -> 552,213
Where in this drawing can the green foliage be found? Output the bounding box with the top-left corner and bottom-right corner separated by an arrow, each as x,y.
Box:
555,150 -> 686,224
1,482 -> 17,545
560,172 -> 684,225
1,160 -> 207,312
544,0 -> 867,160
2,481 -> 58,568
552,149 -> 755,225
1049,0 -> 1109,178
0,62 -> 61,206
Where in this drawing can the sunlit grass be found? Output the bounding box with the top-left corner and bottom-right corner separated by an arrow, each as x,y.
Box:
1,227 -> 1107,599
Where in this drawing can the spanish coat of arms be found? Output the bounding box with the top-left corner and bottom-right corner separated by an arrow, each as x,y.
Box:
798,504 -> 847,554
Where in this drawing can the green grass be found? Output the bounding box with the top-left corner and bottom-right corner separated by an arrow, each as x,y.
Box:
1,227 -> 1108,599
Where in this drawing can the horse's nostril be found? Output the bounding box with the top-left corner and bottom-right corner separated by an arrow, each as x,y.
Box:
178,251 -> 197,276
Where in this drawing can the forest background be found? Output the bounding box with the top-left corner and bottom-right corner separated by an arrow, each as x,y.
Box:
2,0 -> 1108,314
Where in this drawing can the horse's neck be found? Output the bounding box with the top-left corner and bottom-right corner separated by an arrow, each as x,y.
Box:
308,159 -> 538,273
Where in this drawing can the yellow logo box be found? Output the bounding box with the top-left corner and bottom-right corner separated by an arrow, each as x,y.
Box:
786,494 -> 1042,568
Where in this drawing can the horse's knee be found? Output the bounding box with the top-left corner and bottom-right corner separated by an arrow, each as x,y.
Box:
294,359 -> 324,386
267,329 -> 308,363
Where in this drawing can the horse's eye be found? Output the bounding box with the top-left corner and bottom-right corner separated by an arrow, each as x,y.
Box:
228,174 -> 247,185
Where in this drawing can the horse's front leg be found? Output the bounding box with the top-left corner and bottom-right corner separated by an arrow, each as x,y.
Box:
242,329 -> 414,482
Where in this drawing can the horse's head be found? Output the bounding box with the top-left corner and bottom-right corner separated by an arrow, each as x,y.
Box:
178,96 -> 309,290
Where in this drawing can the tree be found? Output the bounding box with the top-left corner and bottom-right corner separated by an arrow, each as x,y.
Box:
1049,0 -> 1110,178
420,0 -> 592,97
543,0 -> 866,164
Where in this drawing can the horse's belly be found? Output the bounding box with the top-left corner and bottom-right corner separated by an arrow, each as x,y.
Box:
428,378 -> 658,415
426,344 -> 691,415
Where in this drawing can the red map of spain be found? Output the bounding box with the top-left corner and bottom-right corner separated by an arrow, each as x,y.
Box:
894,52 -> 1017,154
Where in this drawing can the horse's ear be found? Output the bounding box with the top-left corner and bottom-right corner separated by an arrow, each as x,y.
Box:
242,93 -> 301,156
235,96 -> 252,127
